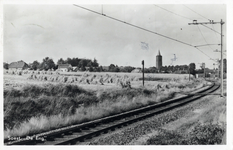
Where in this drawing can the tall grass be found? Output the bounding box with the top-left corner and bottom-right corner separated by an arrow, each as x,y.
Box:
4,78 -> 208,138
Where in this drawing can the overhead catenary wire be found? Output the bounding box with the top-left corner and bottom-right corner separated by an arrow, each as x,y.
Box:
212,24 -> 221,43
183,5 -> 211,21
73,4 -> 193,47
154,5 -> 193,21
195,47 -> 216,61
194,44 -> 220,47
183,4 -> 223,54
73,4 -> 217,62
196,25 -> 216,51
200,24 -> 221,35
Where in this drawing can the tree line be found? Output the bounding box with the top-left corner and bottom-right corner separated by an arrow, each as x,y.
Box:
3,57 -> 99,71
3,57 -> 197,75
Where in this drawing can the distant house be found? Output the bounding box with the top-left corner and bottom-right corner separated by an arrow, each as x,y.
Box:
102,66 -> 109,71
72,66 -> 77,71
58,64 -> 72,72
131,68 -> 142,73
85,67 -> 90,72
8,60 -> 29,70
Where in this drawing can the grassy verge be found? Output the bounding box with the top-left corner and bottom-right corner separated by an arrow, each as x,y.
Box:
144,85 -> 226,145
146,123 -> 224,145
4,78 -> 207,139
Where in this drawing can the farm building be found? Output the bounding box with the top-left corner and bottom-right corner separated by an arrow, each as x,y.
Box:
131,68 -> 142,73
102,66 -> 109,71
8,60 -> 29,71
58,64 -> 72,72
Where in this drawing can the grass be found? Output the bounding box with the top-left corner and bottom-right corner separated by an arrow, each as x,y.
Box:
146,123 -> 224,145
145,83 -> 226,145
4,76 -> 208,139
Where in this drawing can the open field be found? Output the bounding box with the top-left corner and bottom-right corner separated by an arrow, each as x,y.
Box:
4,71 -> 194,90
4,72 -> 207,139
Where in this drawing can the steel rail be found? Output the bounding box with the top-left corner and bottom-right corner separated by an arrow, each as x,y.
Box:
5,82 -> 219,145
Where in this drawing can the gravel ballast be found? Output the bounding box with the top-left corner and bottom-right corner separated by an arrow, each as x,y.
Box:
88,87 -> 226,145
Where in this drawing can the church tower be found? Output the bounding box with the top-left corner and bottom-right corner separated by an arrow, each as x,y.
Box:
156,50 -> 162,72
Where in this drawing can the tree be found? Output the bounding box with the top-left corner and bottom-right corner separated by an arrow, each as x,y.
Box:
109,64 -> 116,72
72,58 -> 80,67
57,58 -> 65,65
148,67 -> 157,73
3,62 -> 9,69
78,59 -> 87,69
189,63 -> 196,77
40,57 -> 56,71
31,60 -> 40,70
92,58 -> 99,68
97,66 -> 103,72
89,66 -> 94,72
120,66 -> 135,73
114,65 -> 120,72
87,61 -> 93,67
65,57 -> 72,65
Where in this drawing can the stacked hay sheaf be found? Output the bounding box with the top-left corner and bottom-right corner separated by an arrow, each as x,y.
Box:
25,71 -> 139,87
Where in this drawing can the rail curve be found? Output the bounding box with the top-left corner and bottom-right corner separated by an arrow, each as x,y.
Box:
5,82 -> 220,145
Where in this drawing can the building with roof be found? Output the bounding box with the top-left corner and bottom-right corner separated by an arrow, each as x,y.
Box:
8,60 -> 29,70
57,64 -> 72,72
156,50 -> 162,72
131,68 -> 142,73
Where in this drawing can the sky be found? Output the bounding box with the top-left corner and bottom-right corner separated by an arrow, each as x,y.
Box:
3,3 -> 226,69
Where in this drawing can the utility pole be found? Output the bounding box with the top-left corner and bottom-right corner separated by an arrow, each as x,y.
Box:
142,60 -> 144,86
220,19 -> 224,96
188,19 -> 224,96
188,66 -> 190,81
202,63 -> 205,79
213,63 -> 215,79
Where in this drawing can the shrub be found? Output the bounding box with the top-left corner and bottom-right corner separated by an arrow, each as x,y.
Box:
146,123 -> 224,145
186,123 -> 224,144
146,129 -> 186,145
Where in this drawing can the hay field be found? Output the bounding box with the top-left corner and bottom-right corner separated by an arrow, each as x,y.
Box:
4,70 -> 193,91
4,71 -> 204,139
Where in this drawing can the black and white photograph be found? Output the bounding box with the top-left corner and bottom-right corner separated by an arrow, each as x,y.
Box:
1,0 -> 231,149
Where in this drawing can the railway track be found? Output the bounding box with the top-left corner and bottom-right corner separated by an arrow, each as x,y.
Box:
5,82 -> 220,145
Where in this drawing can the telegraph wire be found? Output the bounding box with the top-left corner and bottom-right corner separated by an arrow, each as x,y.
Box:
154,5 -> 193,21
73,4 -> 217,62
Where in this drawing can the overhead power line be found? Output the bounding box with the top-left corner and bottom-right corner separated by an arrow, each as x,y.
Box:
200,24 -> 221,35
197,25 -> 215,51
183,5 -> 211,21
154,5 -> 193,21
212,24 -> 221,43
194,44 -> 220,47
73,4 -> 193,47
189,19 -> 225,96
73,4 -> 216,62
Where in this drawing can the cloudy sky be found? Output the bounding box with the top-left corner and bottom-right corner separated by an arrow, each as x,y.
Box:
3,3 -> 226,69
